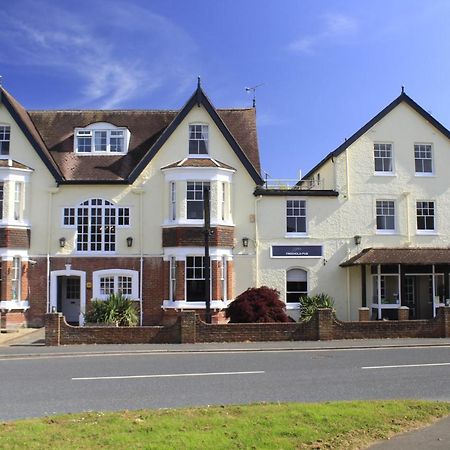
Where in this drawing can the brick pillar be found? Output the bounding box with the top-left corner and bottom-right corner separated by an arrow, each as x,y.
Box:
358,307 -> 370,321
317,308 -> 334,341
45,312 -> 62,346
437,306 -> 450,338
163,261 -> 170,300
212,260 -> 220,300
175,260 -> 185,301
226,260 -> 234,300
180,311 -> 196,343
398,306 -> 409,321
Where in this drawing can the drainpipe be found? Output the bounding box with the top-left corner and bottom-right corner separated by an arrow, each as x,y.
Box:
404,192 -> 411,244
346,243 -> 351,320
254,195 -> 262,286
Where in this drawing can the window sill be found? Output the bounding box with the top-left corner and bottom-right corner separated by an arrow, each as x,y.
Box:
74,151 -> 128,156
162,300 -> 230,310
416,231 -> 438,235
373,172 -> 396,177
187,154 -> 210,158
415,173 -> 435,177
285,233 -> 308,238
0,300 -> 29,311
375,230 -> 397,235
285,303 -> 300,310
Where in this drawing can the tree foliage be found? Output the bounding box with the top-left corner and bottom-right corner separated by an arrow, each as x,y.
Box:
226,286 -> 290,323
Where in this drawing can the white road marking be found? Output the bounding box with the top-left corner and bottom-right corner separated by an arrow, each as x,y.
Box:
362,362 -> 450,370
72,370 -> 265,381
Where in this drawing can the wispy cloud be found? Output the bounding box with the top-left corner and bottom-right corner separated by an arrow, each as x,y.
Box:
287,13 -> 358,54
0,0 -> 200,108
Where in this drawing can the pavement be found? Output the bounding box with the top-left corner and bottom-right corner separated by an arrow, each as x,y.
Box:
2,328 -> 450,447
368,415 -> 450,449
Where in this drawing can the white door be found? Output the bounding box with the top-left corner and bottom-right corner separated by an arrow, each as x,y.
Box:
60,276 -> 81,323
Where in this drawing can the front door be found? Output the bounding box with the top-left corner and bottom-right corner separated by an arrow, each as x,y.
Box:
57,276 -> 81,323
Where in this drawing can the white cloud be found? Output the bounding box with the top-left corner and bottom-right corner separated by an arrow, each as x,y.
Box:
287,13 -> 358,54
0,0 -> 200,108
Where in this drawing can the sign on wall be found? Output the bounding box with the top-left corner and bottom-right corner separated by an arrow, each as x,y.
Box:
271,245 -> 323,258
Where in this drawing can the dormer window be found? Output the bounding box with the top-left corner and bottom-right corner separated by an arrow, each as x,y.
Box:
189,124 -> 208,155
75,123 -> 129,154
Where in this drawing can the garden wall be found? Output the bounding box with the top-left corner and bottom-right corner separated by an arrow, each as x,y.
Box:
45,307 -> 450,346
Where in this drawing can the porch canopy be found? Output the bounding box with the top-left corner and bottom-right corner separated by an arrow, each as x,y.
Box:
341,247 -> 450,267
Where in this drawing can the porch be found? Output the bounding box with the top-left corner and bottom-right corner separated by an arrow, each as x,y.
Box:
341,248 -> 450,320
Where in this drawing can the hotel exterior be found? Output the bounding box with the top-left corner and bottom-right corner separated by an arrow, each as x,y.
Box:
1,82 -> 450,327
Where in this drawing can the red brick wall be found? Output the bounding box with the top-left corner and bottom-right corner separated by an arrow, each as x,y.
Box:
45,307 -> 450,346
162,226 -> 234,247
0,228 -> 30,248
175,260 -> 185,301
45,313 -> 180,345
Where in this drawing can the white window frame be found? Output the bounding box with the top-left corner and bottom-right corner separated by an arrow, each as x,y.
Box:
92,269 -> 139,300
286,199 -> 307,236
169,256 -> 177,301
286,268 -> 308,307
185,256 -> 210,302
186,181 -> 210,220
170,182 -> 176,221
62,199 -> 130,253
376,199 -> 396,234
13,181 -> 24,221
221,256 -> 227,301
0,125 -> 11,157
374,142 -> 394,175
188,123 -> 209,156
414,143 -> 434,176
74,123 -> 129,154
11,256 -> 22,301
221,182 -> 226,221
416,200 -> 436,234
0,182 -> 4,220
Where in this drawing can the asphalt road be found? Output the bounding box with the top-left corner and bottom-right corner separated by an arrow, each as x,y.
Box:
1,343 -> 450,421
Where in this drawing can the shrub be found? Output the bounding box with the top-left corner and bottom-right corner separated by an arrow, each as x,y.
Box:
299,293 -> 334,322
85,293 -> 139,326
226,286 -> 290,323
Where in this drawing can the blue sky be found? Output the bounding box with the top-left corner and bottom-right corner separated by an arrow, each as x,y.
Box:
1,1 -> 450,179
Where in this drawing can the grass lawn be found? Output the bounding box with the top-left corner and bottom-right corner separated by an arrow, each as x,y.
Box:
2,400 -> 450,449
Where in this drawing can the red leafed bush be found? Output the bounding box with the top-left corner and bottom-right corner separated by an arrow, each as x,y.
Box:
226,286 -> 290,323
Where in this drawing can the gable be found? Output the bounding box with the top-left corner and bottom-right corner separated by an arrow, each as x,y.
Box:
302,92 -> 450,181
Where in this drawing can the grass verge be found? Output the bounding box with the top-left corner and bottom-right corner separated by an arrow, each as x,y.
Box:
2,400 -> 450,449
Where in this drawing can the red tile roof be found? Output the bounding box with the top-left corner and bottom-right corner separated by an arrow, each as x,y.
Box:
341,247 -> 450,266
1,86 -> 261,184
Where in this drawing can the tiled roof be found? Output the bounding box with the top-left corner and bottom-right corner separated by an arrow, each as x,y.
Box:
161,158 -> 235,170
1,86 -> 261,184
0,159 -> 33,170
341,247 -> 450,267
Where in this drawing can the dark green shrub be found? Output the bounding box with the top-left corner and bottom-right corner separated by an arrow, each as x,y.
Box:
85,293 -> 139,326
226,286 -> 290,323
299,293 -> 334,322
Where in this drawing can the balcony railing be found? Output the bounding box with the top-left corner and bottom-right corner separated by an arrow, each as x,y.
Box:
263,178 -> 325,190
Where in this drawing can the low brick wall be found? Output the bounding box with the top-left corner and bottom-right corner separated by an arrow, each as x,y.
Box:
45,313 -> 180,346
45,307 -> 450,346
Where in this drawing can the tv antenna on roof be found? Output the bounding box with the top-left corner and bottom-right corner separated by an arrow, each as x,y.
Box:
245,83 -> 264,108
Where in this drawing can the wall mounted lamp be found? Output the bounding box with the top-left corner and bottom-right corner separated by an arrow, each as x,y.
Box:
59,237 -> 66,248
126,236 -> 133,248
242,237 -> 249,248
354,235 -> 362,246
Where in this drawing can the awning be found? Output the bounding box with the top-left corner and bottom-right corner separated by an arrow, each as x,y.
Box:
341,247 -> 450,267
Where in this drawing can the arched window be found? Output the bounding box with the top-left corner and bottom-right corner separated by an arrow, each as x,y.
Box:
63,199 -> 130,252
286,269 -> 307,303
